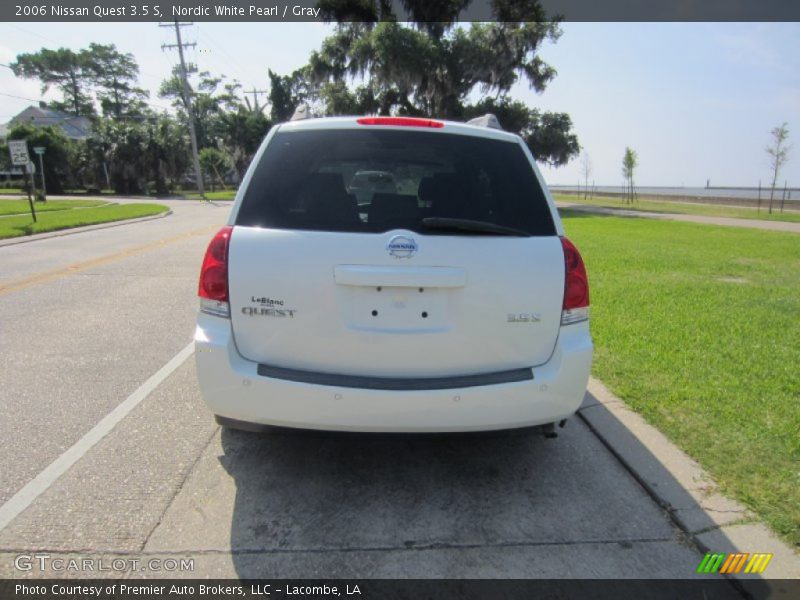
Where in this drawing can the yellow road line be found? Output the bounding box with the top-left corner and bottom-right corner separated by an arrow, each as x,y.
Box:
0,225 -> 217,297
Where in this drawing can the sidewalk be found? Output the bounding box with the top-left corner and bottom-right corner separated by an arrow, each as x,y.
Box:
557,201 -> 800,234
580,377 -> 800,587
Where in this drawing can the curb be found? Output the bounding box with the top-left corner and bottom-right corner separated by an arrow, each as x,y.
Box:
0,210 -> 172,248
578,377 -> 799,590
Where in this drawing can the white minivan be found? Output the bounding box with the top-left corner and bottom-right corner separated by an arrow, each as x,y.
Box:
195,114 -> 592,434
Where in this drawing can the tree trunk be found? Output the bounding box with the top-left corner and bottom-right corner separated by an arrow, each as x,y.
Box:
757,180 -> 761,213
780,181 -> 787,213
212,164 -> 226,191
155,159 -> 168,196
71,72 -> 80,116
113,80 -> 121,118
769,163 -> 779,214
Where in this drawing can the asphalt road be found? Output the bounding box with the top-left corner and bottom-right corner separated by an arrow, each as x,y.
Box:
0,200 -> 726,581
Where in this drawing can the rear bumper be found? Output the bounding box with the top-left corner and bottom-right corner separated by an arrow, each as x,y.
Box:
194,313 -> 592,433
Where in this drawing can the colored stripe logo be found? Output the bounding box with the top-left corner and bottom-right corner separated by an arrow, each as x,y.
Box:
697,552 -> 773,574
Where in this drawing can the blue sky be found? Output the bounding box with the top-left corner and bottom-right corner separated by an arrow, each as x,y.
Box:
1,21 -> 798,187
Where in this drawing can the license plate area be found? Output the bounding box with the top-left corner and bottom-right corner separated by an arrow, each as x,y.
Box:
338,284 -> 450,333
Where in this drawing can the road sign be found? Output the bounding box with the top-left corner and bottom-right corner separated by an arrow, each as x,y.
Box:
33,146 -> 45,155
8,140 -> 30,166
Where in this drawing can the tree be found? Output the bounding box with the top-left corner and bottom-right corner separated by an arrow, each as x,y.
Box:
268,68 -> 312,122
199,147 -> 232,191
161,69 -> 271,179
7,123 -> 73,194
91,119 -> 150,194
88,114 -> 192,195
12,44 -> 150,118
212,108 -> 271,179
160,67 -> 271,183
151,115 -> 192,191
12,47 -> 95,116
295,0 -> 579,166
580,151 -> 592,199
0,140 -> 10,174
160,69 -> 240,149
621,147 -> 637,203
85,43 -> 149,118
308,19 -> 558,116
462,98 -> 578,166
766,123 -> 790,214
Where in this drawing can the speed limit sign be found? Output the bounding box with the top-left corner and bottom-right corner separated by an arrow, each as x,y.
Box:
8,140 -> 30,166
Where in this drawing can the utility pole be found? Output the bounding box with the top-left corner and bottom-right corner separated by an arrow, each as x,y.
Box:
244,88 -> 269,112
161,20 -> 205,199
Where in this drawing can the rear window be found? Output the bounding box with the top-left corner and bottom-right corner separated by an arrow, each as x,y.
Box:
236,128 -> 556,236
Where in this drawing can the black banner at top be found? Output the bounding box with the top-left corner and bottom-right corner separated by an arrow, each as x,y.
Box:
3,0 -> 800,23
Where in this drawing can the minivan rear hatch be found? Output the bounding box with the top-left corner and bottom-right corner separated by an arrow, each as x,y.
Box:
228,125 -> 564,378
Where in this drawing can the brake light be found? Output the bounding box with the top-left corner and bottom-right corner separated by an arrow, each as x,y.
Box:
560,236 -> 589,325
198,226 -> 233,318
357,116 -> 444,128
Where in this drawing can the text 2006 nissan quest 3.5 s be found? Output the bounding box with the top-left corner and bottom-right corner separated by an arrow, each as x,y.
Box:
194,112 -> 592,434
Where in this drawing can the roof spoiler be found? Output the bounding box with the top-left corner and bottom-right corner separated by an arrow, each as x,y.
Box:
466,113 -> 503,131
290,104 -> 313,121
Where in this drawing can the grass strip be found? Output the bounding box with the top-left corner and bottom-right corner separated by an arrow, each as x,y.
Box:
0,199 -> 108,216
0,203 -> 169,239
561,212 -> 800,545
555,193 -> 800,223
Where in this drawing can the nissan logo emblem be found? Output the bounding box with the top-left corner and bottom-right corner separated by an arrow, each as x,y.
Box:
386,235 -> 418,259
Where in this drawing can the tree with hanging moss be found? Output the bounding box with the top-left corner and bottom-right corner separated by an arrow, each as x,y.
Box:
270,0 -> 579,166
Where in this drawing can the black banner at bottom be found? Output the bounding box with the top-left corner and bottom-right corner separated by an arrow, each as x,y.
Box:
2,579 -> 799,600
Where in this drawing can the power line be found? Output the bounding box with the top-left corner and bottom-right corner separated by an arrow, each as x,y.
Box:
0,91 -> 41,102
6,23 -> 58,44
195,25 -> 251,86
160,20 -> 205,199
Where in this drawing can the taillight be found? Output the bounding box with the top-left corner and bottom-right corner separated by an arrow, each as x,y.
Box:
560,236 -> 589,325
356,116 -> 444,128
198,226 -> 233,318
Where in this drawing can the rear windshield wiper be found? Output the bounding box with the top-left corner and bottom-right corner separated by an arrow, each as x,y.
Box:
421,217 -> 531,237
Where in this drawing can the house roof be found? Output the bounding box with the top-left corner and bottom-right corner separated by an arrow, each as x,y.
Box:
6,105 -> 92,140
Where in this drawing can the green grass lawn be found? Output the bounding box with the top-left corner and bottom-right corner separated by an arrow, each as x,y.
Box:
0,199 -> 108,216
560,210 -> 800,545
555,193 -> 800,223
0,203 -> 169,239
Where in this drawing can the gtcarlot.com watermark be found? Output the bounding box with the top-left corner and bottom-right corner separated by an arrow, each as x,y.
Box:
14,553 -> 194,573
